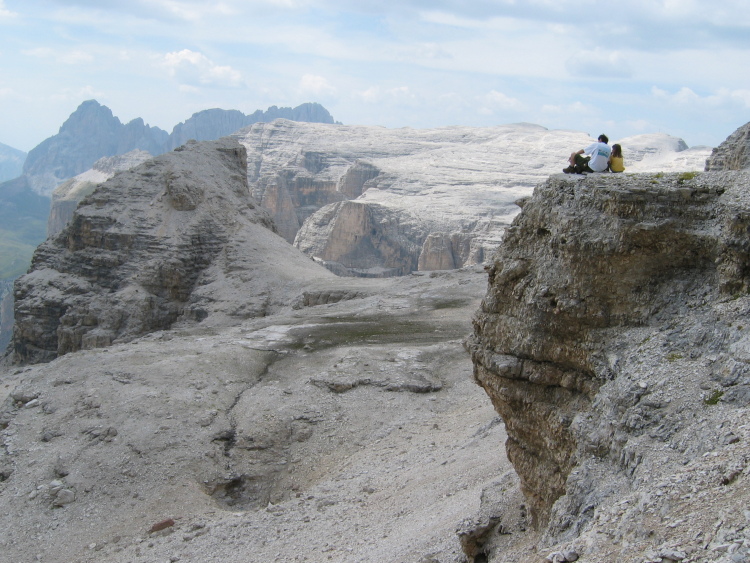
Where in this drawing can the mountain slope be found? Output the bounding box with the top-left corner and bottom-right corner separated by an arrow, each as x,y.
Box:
0,141 -> 26,183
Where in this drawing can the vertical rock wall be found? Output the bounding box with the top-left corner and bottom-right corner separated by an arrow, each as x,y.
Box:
467,172 -> 730,528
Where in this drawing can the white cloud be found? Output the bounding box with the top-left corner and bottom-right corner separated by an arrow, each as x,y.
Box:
483,90 -> 522,110
566,49 -> 632,79
652,86 -> 750,108
0,0 -> 16,19
395,42 -> 451,62
299,74 -> 337,97
356,86 -> 416,105
541,101 -> 591,115
161,49 -> 243,88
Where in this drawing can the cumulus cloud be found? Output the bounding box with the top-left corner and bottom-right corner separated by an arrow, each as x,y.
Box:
299,74 -> 337,97
356,86 -> 416,104
161,49 -> 243,88
484,90 -> 521,109
541,101 -> 593,115
652,86 -> 750,108
0,0 -> 16,19
566,49 -> 632,79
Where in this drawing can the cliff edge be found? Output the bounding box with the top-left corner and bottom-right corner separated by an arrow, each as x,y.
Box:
467,170 -> 750,561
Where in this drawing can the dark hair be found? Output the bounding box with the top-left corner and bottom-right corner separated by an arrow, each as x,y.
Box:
612,144 -> 622,158
598,134 -> 609,144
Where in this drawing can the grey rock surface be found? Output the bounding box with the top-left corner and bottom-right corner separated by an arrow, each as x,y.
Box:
0,266 -> 506,563
12,137 -> 336,363
705,120 -> 750,171
468,170 -> 750,561
47,150 -> 153,237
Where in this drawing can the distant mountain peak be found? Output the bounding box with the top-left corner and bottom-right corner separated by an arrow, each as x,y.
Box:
14,100 -> 339,195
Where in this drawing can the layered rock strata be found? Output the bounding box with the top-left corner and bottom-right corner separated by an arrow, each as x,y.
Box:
47,150 -> 152,237
705,121 -> 750,171
12,138 -> 335,363
467,170 -> 750,554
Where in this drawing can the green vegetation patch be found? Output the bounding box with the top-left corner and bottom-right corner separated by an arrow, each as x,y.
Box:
703,389 -> 724,406
0,222 -> 46,279
677,171 -> 700,183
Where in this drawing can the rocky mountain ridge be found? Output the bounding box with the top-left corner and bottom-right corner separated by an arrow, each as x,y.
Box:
2,134 -> 505,562
13,100 -> 337,197
46,150 -> 153,237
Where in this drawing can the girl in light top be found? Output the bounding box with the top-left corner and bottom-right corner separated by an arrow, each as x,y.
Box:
609,144 -> 625,173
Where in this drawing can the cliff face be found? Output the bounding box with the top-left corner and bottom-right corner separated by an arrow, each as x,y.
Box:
705,121 -> 750,171
12,137 -> 334,363
467,170 -> 750,559
236,120 -> 711,278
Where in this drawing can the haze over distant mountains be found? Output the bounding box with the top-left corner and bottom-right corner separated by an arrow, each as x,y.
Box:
0,142 -> 26,184
9,100 -> 337,197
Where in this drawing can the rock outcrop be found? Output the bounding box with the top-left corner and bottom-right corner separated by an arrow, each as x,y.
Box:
235,121 -> 711,277
295,200 -> 426,277
705,121 -> 750,171
47,150 -> 152,237
467,170 -> 750,560
12,137 -> 335,363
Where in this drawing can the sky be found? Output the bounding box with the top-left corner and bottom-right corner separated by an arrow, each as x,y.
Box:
1,0 -> 750,152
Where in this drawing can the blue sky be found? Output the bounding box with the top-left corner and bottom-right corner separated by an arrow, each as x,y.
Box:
1,0 -> 750,151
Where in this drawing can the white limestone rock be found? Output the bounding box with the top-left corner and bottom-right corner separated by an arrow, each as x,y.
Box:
235,121 -> 711,276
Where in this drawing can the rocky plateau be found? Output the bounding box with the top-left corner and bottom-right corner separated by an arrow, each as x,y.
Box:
1,118 -> 749,563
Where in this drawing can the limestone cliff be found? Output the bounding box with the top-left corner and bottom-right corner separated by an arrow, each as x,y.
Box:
12,137 -> 335,364
705,121 -> 750,171
467,170 -> 750,560
235,121 -> 710,278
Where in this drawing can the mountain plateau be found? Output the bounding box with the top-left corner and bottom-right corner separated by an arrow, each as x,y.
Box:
2,119 -> 747,563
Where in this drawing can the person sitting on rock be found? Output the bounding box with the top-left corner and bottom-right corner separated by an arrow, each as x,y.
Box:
608,143 -> 625,172
563,134 -> 612,174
